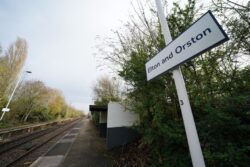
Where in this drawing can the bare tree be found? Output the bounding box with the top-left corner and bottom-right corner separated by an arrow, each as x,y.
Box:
92,76 -> 121,105
0,38 -> 28,107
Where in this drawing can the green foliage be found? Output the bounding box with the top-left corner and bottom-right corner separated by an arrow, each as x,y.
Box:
1,79 -> 83,126
200,98 -> 249,166
11,80 -> 83,123
98,0 -> 250,166
65,106 -> 83,118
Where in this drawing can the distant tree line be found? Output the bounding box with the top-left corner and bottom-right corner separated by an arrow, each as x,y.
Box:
96,0 -> 250,166
0,38 -> 82,128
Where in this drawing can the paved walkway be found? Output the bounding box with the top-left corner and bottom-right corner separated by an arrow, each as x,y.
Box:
30,118 -> 113,167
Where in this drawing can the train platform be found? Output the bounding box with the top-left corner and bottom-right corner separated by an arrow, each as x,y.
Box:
30,118 -> 114,167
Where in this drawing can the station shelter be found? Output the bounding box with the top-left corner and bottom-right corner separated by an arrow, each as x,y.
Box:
89,102 -> 139,149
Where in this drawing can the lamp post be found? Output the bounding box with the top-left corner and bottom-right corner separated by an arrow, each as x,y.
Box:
0,70 -> 32,121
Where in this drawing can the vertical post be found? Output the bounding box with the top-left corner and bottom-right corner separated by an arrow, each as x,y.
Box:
154,1 -> 205,167
0,71 -> 31,121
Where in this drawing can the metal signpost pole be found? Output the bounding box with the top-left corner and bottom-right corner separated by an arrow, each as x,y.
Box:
154,0 -> 206,166
0,71 -> 32,121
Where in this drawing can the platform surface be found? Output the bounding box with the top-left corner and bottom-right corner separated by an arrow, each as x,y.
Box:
30,118 -> 113,167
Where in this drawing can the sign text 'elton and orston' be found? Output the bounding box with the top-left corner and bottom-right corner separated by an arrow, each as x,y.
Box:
145,11 -> 229,81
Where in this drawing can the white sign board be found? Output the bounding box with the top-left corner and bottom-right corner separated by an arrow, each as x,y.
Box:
2,108 -> 10,112
145,11 -> 229,81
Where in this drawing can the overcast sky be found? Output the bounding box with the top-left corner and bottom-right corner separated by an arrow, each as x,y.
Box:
1,0 -> 243,113
0,0 -> 133,112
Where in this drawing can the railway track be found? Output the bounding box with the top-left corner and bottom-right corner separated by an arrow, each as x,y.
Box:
0,118 -> 81,167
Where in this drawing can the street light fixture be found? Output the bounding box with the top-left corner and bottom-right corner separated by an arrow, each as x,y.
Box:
0,70 -> 32,121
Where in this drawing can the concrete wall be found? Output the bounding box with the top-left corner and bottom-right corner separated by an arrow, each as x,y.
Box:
107,102 -> 139,128
107,102 -> 139,149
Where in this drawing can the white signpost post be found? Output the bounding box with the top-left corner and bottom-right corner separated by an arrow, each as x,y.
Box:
0,71 -> 32,121
147,1 -> 229,167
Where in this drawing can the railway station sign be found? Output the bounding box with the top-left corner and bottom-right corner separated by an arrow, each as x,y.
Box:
145,11 -> 229,81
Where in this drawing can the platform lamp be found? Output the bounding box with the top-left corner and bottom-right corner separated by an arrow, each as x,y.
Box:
0,70 -> 32,121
